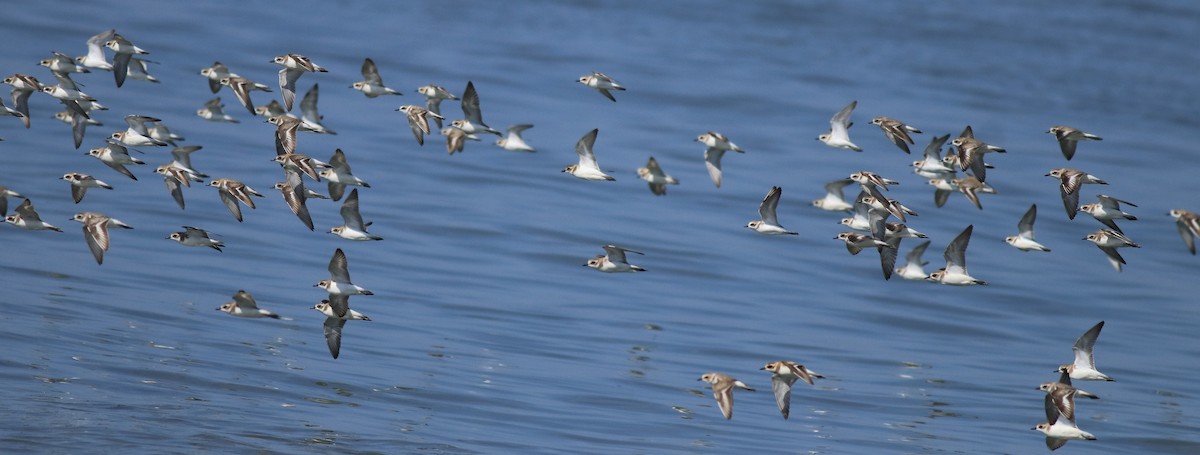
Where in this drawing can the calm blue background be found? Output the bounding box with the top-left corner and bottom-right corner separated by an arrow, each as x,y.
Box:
1,1 -> 1198,453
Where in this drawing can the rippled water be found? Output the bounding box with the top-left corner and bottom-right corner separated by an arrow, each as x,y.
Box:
2,1 -> 1198,453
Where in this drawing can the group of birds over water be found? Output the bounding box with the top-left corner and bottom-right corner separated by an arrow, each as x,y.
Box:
1,28 -> 1196,450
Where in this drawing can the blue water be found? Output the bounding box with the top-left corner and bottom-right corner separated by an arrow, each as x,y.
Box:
2,1 -> 1198,453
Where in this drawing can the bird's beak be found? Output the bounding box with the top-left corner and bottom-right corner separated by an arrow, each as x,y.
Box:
1044,173 -> 1052,176
1030,426 -> 1038,431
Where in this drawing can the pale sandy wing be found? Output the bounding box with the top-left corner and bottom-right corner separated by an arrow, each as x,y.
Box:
713,383 -> 734,419
1072,321 -> 1103,369
84,219 -> 110,263
944,225 -> 973,276
323,317 -> 345,359
786,363 -> 816,385
328,248 -> 351,283
881,120 -> 914,153
405,110 -> 427,145
704,148 -> 724,188
231,182 -> 261,205
1018,204 -> 1038,239
770,375 -> 793,419
759,186 -> 782,226
204,97 -> 222,110
575,129 -> 600,170
361,58 -> 382,85
274,116 -> 299,155
341,189 -> 367,231
1049,386 -> 1077,422
231,79 -> 258,114
508,124 -> 533,135
279,169 -> 312,230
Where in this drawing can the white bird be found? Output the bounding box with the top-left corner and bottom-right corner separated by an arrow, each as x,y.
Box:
1047,125 -> 1102,161
71,211 -> 133,265
314,294 -> 370,359
105,32 -> 148,87
86,141 -> 144,180
636,156 -> 678,196
217,290 -> 279,318
746,186 -> 797,235
562,129 -> 613,181
316,248 -> 374,296
1055,321 -> 1114,381
76,29 -> 115,71
329,189 -> 382,241
576,71 -> 625,102
320,149 -> 370,201
351,58 -> 402,98
1083,229 -> 1140,272
1169,209 -> 1200,255
197,97 -> 239,123
926,225 -> 986,285
272,53 -> 327,112
451,81 -> 501,136
1006,204 -> 1050,252
1079,194 -> 1137,234
698,372 -> 754,420
812,178 -> 855,212
299,83 -> 335,134
817,100 -> 861,151
584,244 -> 646,273
895,240 -> 931,281
495,124 -> 536,152
169,226 -> 224,251
760,361 -> 824,420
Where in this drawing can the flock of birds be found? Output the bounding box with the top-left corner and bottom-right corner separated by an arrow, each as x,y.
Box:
1,27 -> 1197,451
